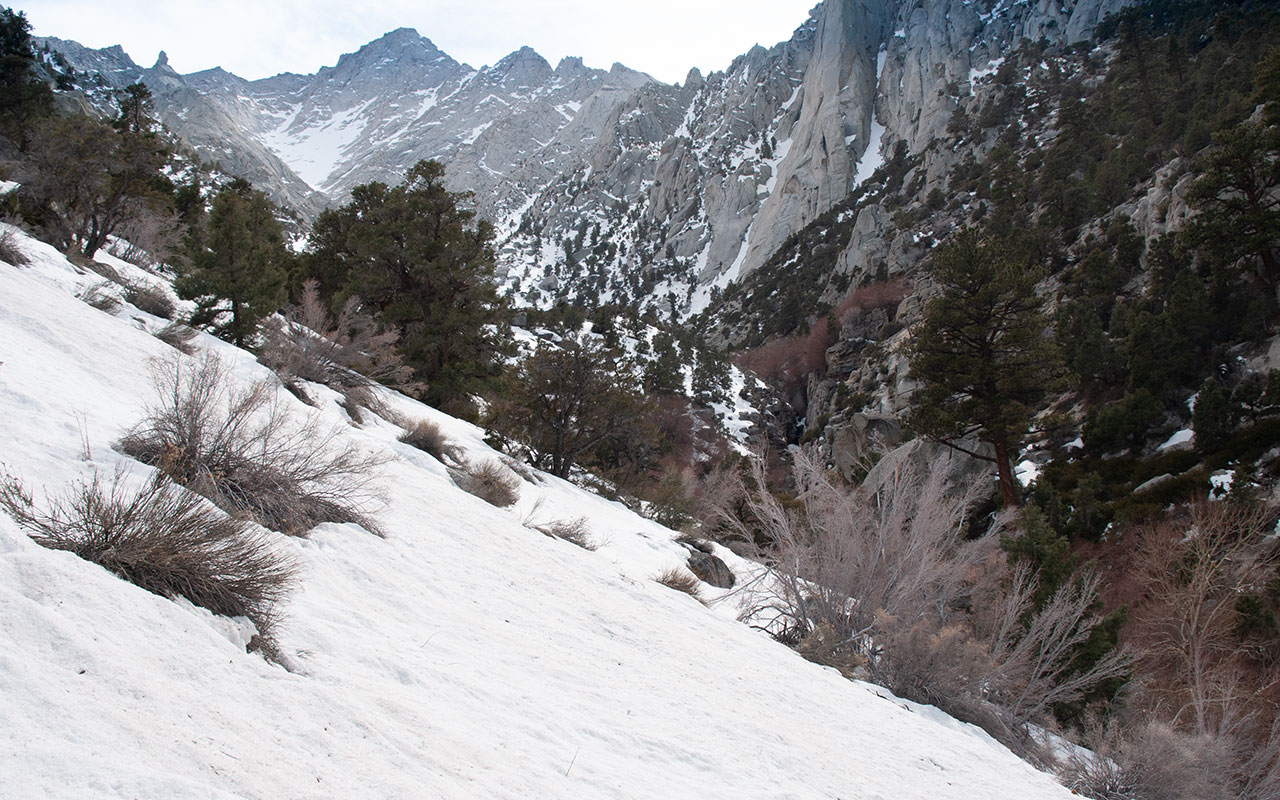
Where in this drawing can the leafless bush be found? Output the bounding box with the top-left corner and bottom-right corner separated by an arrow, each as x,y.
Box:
711,447 -> 985,650
532,517 -> 597,550
399,418 -> 461,463
981,565 -> 1133,728
0,469 -> 295,659
154,322 -> 198,355
793,621 -> 868,679
711,447 -> 1130,735
450,459 -> 520,507
258,279 -> 415,393
119,353 -> 385,537
0,227 -> 28,266
1134,502 -> 1278,738
123,280 -> 175,319
78,282 -> 120,312
1063,719 -> 1234,800
655,567 -> 703,601
108,210 -> 184,269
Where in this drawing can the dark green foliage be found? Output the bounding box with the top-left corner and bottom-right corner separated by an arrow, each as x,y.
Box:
1185,122 -> 1280,294
909,228 -> 1067,506
1003,505 -> 1078,609
1234,592 -> 1279,640
23,112 -> 173,257
692,351 -> 732,407
178,179 -> 288,348
1192,379 -> 1236,453
487,334 -> 655,478
645,331 -> 684,395
0,6 -> 51,148
305,160 -> 507,408
1083,390 -> 1165,454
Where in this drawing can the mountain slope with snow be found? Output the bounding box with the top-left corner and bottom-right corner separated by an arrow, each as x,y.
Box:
0,227 -> 1076,798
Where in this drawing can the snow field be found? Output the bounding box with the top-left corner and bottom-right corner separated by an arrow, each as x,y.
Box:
0,228 -> 1074,799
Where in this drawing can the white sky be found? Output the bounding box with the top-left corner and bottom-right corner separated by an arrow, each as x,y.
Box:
25,1 -> 820,85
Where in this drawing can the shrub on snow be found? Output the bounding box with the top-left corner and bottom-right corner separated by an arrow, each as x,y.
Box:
119,353 -> 385,537
0,469 -> 295,659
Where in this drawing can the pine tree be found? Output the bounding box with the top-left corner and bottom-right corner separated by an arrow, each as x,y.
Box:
0,6 -> 51,148
306,160 -> 507,408
178,179 -> 287,348
909,228 -> 1065,507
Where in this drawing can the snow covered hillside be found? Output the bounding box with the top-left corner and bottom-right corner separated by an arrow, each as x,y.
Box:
0,228 -> 1075,798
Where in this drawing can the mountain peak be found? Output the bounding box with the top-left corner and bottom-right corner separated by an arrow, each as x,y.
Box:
493,46 -> 552,80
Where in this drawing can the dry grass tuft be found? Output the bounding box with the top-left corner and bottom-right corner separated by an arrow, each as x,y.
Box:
0,469 -> 296,659
123,281 -> 175,319
532,517 -> 597,550
399,419 -> 461,463
119,353 -> 385,537
153,322 -> 198,355
78,282 -> 120,312
0,228 -> 29,266
655,567 -> 703,602
451,460 -> 521,507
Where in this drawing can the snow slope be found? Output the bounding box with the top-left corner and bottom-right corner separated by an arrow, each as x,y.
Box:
0,228 -> 1075,799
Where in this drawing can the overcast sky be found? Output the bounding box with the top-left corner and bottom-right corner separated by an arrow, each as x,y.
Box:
25,1 -> 820,85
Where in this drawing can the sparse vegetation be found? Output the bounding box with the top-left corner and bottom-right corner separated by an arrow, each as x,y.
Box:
530,517 -> 596,550
450,459 -> 520,507
655,567 -> 703,601
153,321 -> 198,354
0,469 -> 295,659
398,418 -> 460,462
123,280 -> 175,319
119,354 -> 385,537
0,227 -> 28,265
77,282 -> 119,312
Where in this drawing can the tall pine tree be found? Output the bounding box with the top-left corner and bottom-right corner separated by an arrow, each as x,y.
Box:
909,228 -> 1065,507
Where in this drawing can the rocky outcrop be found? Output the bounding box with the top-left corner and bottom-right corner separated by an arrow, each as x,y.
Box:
41,0 -> 1138,313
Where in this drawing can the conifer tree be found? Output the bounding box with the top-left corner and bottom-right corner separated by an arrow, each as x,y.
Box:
306,160 -> 507,407
178,179 -> 287,348
909,228 -> 1065,507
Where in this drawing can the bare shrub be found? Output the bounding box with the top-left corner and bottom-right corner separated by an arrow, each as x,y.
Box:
123,280 -> 175,319
1063,719 -> 1234,800
78,282 -> 120,312
1134,502 -> 1278,737
0,470 -> 295,658
532,517 -> 597,550
711,447 -> 985,650
108,210 -> 184,269
451,460 -> 520,507
258,279 -> 415,392
399,418 -> 461,463
119,354 -> 385,537
976,564 -> 1133,728
338,384 -> 391,426
655,567 -> 703,601
154,322 -> 198,355
793,621 -> 868,679
711,447 -> 1130,736
0,227 -> 29,266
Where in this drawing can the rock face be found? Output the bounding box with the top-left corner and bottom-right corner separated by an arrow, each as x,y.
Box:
41,0 -> 1136,316
40,30 -> 652,224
